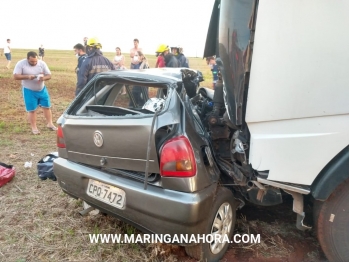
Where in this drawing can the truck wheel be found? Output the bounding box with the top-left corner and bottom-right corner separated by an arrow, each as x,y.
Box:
185,187 -> 236,262
314,177 -> 349,261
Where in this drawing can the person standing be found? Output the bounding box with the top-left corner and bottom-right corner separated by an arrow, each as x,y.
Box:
155,44 -> 179,68
113,47 -> 126,94
130,51 -> 149,107
155,52 -> 165,68
83,37 -> 88,48
76,37 -> 115,96
155,53 -> 165,68
38,44 -> 45,60
138,51 -> 149,70
206,56 -> 219,89
13,51 -> 57,134
171,46 -> 189,68
155,45 -> 168,68
128,50 -> 149,70
73,43 -> 87,75
112,47 -> 125,70
73,43 -> 87,95
4,39 -> 11,69
130,38 -> 142,69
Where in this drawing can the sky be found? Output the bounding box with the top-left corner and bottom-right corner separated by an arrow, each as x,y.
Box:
1,0 -> 214,57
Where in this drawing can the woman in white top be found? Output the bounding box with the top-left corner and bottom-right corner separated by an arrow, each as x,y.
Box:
113,47 -> 126,94
113,47 -> 125,70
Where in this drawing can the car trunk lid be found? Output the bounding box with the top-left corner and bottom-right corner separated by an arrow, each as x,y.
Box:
63,117 -> 161,173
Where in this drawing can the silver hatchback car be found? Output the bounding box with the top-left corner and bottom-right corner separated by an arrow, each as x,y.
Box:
54,68 -> 238,262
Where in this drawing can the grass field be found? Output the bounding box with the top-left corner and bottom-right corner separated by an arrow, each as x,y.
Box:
0,49 -> 326,262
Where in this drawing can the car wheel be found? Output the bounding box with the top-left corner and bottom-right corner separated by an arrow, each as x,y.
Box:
314,177 -> 349,262
185,187 -> 237,262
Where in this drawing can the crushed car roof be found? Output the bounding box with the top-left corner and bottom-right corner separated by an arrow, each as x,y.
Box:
97,68 -> 187,83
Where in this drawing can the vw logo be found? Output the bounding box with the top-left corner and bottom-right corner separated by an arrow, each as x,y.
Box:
93,131 -> 104,147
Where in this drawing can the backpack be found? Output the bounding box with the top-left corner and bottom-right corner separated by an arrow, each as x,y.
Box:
37,153 -> 58,181
0,162 -> 16,187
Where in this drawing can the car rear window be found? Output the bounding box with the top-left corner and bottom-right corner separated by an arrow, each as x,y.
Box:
69,78 -> 168,116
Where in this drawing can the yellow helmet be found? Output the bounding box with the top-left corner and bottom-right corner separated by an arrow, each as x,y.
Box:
87,37 -> 102,49
156,44 -> 169,53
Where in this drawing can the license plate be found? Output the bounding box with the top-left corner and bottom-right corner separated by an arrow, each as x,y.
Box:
86,179 -> 126,209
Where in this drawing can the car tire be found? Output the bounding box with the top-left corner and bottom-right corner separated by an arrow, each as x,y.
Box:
314,177 -> 349,262
185,187 -> 237,262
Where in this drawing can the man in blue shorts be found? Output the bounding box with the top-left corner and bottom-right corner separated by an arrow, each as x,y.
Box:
13,51 -> 57,134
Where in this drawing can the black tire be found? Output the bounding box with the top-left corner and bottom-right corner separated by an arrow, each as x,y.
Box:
185,187 -> 237,262
314,177 -> 349,262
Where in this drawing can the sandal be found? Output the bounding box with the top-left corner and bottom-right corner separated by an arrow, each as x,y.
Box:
32,130 -> 41,135
47,126 -> 58,131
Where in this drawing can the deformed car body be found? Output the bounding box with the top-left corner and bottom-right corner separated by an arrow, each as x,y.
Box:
55,0 -> 349,261
54,68 -> 234,259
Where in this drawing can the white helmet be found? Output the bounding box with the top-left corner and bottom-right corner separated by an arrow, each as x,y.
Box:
142,98 -> 165,112
171,45 -> 183,54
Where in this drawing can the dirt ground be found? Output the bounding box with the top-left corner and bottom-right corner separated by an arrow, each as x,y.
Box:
167,195 -> 328,262
224,199 -> 327,262
0,51 -> 329,262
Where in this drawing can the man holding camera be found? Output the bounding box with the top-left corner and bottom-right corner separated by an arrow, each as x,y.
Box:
13,51 -> 57,135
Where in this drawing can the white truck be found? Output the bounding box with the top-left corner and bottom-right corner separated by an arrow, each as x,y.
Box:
203,0 -> 349,261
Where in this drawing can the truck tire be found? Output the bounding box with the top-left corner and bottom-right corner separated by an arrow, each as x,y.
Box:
185,187 -> 237,262
314,177 -> 349,262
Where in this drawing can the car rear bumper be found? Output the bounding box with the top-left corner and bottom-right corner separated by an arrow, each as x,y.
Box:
54,157 -> 217,235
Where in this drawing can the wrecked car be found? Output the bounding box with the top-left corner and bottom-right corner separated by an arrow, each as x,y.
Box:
54,68 -> 234,261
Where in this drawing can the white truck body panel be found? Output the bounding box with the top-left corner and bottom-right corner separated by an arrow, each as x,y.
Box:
246,0 -> 349,185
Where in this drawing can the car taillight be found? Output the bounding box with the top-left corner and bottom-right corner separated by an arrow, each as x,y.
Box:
160,135 -> 197,177
57,125 -> 66,148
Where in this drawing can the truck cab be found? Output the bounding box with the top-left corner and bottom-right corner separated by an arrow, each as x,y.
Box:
204,0 -> 349,261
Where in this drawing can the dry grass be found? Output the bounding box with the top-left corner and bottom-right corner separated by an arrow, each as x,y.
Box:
0,50 -> 326,262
